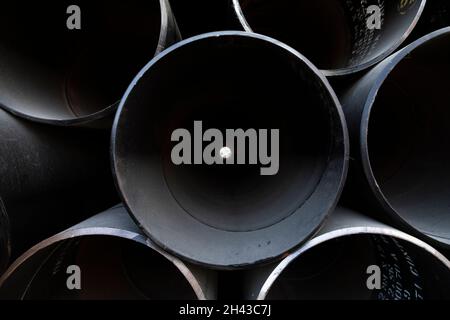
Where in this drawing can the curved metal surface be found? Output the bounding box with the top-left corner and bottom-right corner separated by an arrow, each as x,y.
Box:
341,27 -> 450,248
0,205 -> 217,300
169,0 -> 240,38
232,0 -> 426,76
0,108 -> 118,272
0,0 -> 180,127
112,31 -> 349,269
250,207 -> 450,300
0,198 -> 10,273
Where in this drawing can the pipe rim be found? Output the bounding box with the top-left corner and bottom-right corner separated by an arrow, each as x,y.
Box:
231,0 -> 427,77
111,31 -> 349,269
0,226 -> 209,300
257,222 -> 450,300
0,0 -> 171,127
359,27 -> 450,248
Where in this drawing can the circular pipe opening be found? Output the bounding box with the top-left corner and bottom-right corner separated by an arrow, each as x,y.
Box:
262,234 -> 450,300
113,32 -> 348,268
0,235 -> 199,300
364,30 -> 450,245
0,1 -> 170,125
233,0 -> 426,75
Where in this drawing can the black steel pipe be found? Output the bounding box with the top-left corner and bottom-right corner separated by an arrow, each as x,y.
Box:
411,0 -> 450,38
245,207 -> 450,300
341,27 -> 450,248
0,0 -> 180,127
112,31 -> 349,269
0,108 -> 117,272
0,205 -> 216,300
232,0 -> 426,76
169,0 -> 240,38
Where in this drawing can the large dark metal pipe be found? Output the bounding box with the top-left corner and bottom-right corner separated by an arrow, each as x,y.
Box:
169,0 -> 240,38
0,0 -> 180,127
341,27 -> 450,248
232,0 -> 426,76
411,0 -> 450,38
244,207 -> 450,300
0,205 -> 217,300
112,31 -> 349,269
0,108 -> 117,272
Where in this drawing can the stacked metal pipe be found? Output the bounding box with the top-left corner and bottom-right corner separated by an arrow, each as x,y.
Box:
1,0 -> 450,300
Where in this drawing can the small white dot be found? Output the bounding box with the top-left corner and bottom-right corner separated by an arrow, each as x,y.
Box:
220,147 -> 232,159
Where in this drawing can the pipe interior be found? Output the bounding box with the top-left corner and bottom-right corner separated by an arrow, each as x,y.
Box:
236,0 -> 423,72
170,0 -> 237,38
367,32 -> 450,243
117,35 -> 339,232
1,236 -> 197,300
266,234 -> 450,300
413,0 -> 450,36
0,1 -> 162,121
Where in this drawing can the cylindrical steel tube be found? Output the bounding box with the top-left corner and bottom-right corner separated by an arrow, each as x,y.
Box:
411,0 -> 449,38
341,27 -> 450,248
245,207 -> 450,300
0,0 -> 180,127
0,205 -> 217,300
112,31 -> 349,269
0,108 -> 117,272
232,0 -> 426,76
